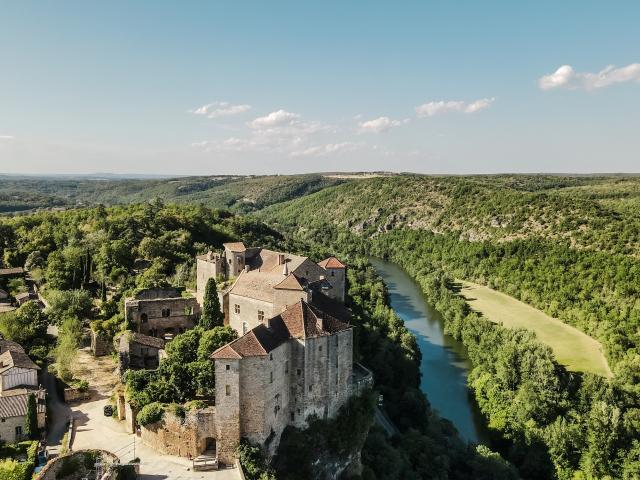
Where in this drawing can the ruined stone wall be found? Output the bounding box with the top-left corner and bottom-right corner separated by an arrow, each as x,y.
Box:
126,297 -> 200,337
90,330 -> 114,356
196,257 -> 222,305
140,408 -> 216,458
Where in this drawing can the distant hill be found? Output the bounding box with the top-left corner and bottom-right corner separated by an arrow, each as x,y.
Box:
0,174 -> 344,214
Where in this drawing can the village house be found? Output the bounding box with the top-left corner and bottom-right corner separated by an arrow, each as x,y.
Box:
118,332 -> 165,376
0,341 -> 46,443
124,287 -> 200,341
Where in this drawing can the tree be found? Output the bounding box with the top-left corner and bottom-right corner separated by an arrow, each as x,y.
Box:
0,301 -> 47,346
24,393 -> 38,440
200,278 -> 223,329
197,326 -> 238,360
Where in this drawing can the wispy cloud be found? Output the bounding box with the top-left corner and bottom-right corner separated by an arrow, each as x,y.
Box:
290,142 -> 361,157
358,116 -> 409,134
415,98 -> 495,117
0,135 -> 15,140
539,63 -> 640,91
190,101 -> 252,118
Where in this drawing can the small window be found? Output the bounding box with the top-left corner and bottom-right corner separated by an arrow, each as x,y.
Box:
290,412 -> 295,421
297,369 -> 301,376
1,418 -> 5,422
161,308 -> 170,318
225,385 -> 231,396
331,271 -> 335,277
270,353 -> 273,361
285,361 -> 289,374
15,426 -> 22,436
140,313 -> 148,324
258,310 -> 265,321
226,364 -> 230,371
234,304 -> 240,314
270,371 -> 273,383
319,345 -> 322,352
308,385 -> 312,392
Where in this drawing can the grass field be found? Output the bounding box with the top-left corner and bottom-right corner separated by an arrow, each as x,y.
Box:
458,280 -> 612,378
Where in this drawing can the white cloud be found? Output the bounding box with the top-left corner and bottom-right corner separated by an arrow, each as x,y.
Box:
539,63 -> 640,91
0,135 -> 15,140
415,98 -> 494,117
249,110 -> 300,129
190,101 -> 251,118
358,116 -> 408,134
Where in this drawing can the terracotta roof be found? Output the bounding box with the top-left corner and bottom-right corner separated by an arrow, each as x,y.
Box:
127,332 -> 165,350
318,257 -> 346,269
0,340 -> 25,355
273,273 -> 305,291
0,388 -> 46,418
211,300 -> 351,359
223,242 -> 246,252
0,350 -> 40,373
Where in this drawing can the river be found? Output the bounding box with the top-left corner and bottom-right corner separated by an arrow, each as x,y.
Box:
370,258 -> 488,444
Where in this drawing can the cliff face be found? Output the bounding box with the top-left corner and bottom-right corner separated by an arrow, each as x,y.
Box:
271,391 -> 375,480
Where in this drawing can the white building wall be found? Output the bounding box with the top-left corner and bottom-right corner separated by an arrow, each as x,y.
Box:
1,367 -> 38,393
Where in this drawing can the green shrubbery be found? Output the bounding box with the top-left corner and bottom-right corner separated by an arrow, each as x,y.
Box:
0,441 -> 38,480
237,440 -> 276,480
136,402 -> 165,426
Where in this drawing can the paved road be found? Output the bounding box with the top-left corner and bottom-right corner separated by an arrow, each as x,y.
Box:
71,397 -> 241,480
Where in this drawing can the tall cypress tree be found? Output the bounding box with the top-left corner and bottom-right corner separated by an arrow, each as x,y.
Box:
25,393 -> 38,440
201,278 -> 223,329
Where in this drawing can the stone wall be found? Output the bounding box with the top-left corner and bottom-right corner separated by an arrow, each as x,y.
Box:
35,449 -> 119,480
140,407 -> 216,458
90,330 -> 114,356
196,255 -> 222,305
64,387 -> 91,403
228,294 -> 274,335
215,358 -> 241,464
125,296 -> 200,338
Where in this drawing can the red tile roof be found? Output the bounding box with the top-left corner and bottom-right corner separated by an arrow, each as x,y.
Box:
318,257 -> 346,269
211,300 -> 351,359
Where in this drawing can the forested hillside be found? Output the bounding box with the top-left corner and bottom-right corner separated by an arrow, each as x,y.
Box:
0,174 -> 342,214
258,174 -> 640,479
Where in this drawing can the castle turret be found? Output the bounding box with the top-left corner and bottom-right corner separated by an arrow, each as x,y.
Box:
317,257 -> 346,302
223,242 -> 247,278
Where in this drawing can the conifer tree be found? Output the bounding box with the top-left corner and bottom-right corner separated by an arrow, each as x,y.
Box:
25,393 -> 38,440
200,278 -> 223,329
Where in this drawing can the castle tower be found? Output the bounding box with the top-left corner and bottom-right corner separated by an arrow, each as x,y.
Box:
212,352 -> 241,465
317,257 -> 347,302
223,242 -> 247,278
196,251 -> 223,305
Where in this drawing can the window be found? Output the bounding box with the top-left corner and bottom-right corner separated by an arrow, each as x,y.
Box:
331,271 -> 335,276
308,385 -> 313,392
15,426 -> 22,436
270,371 -> 273,383
140,313 -> 148,324
290,412 -> 295,421
225,385 -> 231,396
297,369 -> 301,376
234,304 -> 240,314
319,345 -> 322,352
258,310 -> 264,321
161,308 -> 170,318
269,353 -> 273,361
226,364 -> 230,371
335,358 -> 338,368
285,361 -> 289,374
242,322 -> 247,335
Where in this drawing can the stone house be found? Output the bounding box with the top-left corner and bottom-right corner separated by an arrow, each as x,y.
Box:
211,300 -> 354,464
0,339 -> 25,355
196,243 -> 347,334
0,388 -> 46,443
118,332 -> 165,376
124,287 -> 200,340
0,349 -> 39,393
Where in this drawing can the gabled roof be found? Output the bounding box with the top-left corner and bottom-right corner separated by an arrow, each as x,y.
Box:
0,339 -> 25,355
273,273 -> 305,291
122,332 -> 165,350
318,257 -> 346,269
0,350 -> 40,373
211,300 -> 351,359
223,242 -> 247,252
0,388 -> 46,418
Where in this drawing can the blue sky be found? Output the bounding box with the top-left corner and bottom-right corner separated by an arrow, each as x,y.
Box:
1,1 -> 639,175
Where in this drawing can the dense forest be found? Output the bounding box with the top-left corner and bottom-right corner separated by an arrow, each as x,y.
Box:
258,174 -> 640,479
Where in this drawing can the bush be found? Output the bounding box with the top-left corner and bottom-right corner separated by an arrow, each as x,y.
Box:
55,456 -> 80,479
136,402 -> 165,426
237,440 -> 276,480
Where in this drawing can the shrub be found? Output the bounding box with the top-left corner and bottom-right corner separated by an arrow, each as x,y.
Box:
56,456 -> 80,479
137,402 -> 165,426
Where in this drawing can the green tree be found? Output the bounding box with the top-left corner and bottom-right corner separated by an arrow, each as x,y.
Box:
197,326 -> 238,360
0,301 -> 47,346
24,393 -> 38,440
200,278 -> 223,329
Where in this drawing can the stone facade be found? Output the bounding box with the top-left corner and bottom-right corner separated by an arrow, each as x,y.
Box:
124,287 -> 200,340
117,332 -> 164,376
90,330 -> 114,357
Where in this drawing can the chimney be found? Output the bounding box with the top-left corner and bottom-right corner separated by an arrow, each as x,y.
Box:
277,254 -> 285,265
265,316 -> 271,329
282,262 -> 289,276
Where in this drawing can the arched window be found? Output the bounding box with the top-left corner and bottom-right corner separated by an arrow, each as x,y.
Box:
140,313 -> 148,324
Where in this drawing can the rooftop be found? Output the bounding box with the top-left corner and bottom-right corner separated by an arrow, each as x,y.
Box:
121,332 -> 166,350
0,350 -> 40,373
318,256 -> 346,269
0,388 -> 46,418
0,339 -> 25,355
211,300 -> 351,359
223,242 -> 247,252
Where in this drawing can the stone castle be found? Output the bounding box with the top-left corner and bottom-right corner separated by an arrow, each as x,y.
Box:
198,243 -> 360,463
